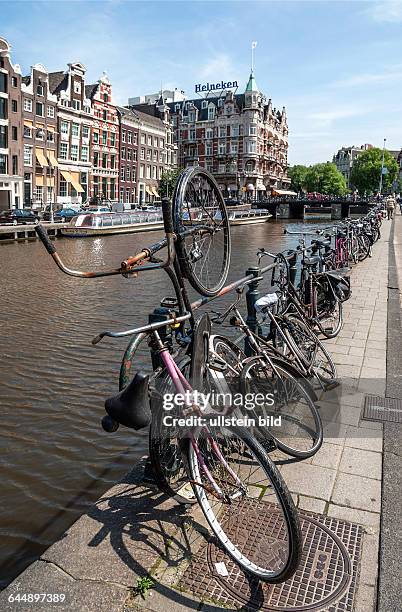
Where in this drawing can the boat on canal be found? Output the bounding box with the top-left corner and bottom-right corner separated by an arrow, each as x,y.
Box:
61,210 -> 164,237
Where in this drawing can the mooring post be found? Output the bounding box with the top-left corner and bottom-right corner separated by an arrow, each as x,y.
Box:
245,267 -> 261,356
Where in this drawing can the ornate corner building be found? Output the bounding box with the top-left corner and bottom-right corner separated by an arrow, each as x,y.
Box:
130,72 -> 289,200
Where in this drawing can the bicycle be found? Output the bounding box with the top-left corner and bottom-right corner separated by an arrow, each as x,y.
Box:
34,167 -> 302,583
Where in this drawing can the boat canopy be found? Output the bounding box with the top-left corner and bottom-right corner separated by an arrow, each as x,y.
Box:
272,189 -> 297,196
71,210 -> 163,228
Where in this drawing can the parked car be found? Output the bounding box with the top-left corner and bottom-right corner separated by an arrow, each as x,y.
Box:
224,198 -> 242,206
0,208 -> 39,225
84,205 -> 112,214
43,207 -> 80,222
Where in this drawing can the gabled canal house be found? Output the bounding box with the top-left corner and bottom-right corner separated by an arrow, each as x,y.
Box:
21,64 -> 58,209
48,63 -> 93,206
0,37 -> 23,210
86,73 -> 119,203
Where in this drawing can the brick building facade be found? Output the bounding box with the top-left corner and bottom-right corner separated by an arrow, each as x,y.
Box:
0,37 -> 23,210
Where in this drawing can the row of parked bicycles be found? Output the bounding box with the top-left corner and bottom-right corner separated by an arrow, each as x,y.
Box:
35,168 -> 384,584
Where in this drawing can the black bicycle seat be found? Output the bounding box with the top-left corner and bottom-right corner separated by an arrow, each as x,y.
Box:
304,256 -> 321,267
105,371 -> 151,430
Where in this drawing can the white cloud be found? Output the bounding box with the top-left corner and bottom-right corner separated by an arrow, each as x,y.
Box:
199,54 -> 234,80
365,0 -> 402,23
308,107 -> 368,127
331,68 -> 402,88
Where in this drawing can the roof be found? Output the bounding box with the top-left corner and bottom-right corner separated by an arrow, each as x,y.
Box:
245,71 -> 258,92
120,105 -> 165,130
85,83 -> 98,99
48,71 -> 67,94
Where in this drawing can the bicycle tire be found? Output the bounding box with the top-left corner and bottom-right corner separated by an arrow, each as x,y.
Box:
314,279 -> 343,338
240,356 -> 323,459
172,166 -> 231,297
187,425 -> 302,582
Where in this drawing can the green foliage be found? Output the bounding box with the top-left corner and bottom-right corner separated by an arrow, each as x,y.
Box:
133,576 -> 154,599
304,162 -> 347,195
159,168 -> 183,198
350,148 -> 398,194
288,165 -> 308,192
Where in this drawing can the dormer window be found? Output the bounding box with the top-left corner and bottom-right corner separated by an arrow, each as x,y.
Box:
201,100 -> 207,109
208,106 -> 215,120
218,99 -> 223,107
188,111 -> 195,123
175,104 -> 180,112
36,84 -> 44,96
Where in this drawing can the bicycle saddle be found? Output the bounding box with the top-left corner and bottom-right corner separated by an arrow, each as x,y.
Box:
304,256 -> 321,267
104,371 -> 151,430
312,239 -> 331,248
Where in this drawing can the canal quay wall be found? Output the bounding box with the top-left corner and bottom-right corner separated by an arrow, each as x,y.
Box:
0,218 -> 401,612
0,223 -> 67,243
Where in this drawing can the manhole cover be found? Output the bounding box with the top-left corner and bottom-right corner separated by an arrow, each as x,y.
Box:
180,509 -> 363,611
362,395 -> 402,423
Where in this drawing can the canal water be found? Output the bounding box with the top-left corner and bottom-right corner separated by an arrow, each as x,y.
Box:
0,218 -> 325,588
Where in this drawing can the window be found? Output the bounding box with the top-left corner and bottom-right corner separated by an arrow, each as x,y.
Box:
140,164 -> 144,178
202,100 -> 207,109
160,138 -> 164,148
47,106 -> 55,118
133,132 -> 137,144
93,131 -> 99,143
36,102 -> 44,117
82,125 -> 90,139
12,76 -> 18,88
146,149 -> 151,161
230,142 -> 238,154
72,99 -> 81,111
36,84 -> 44,96
110,154 -> 116,169
127,149 -> 132,161
122,130 -> 126,143
140,133 -> 145,144
152,166 -> 157,179
140,148 -> 145,160
218,164 -> 225,173
133,149 -> 137,161
110,132 -> 115,147
60,120 -> 68,135
12,126 -> 18,141
247,140 -> 257,154
103,110 -> 107,121
24,145 -> 32,165
24,125 -> 32,138
188,111 -> 195,123
219,143 -> 226,155
218,99 -> 223,107
120,187 -> 124,201
59,142 -> 68,160
219,126 -> 226,138
121,147 -> 126,160
35,185 -> 43,201
208,107 -> 215,120
127,132 -> 132,144
154,137 -> 158,147
81,146 -> 89,162
12,99 -> 17,113
12,155 -> 18,175
102,130 -> 107,145
110,178 -> 115,200
74,81 -> 81,94
103,92 -> 108,102
159,151 -> 163,162
93,152 -> 99,167
147,135 -> 152,146
36,128 -> 44,140
206,128 -> 213,140
47,131 -> 54,143
226,105 -> 232,115
0,153 -> 7,174
249,124 -> 257,136
153,150 -> 157,162
120,166 -> 125,181
60,177 -> 67,197
102,153 -> 107,168
231,125 -> 239,137
132,166 -> 136,180
70,144 -> 78,161
146,165 -> 151,179
126,167 -> 131,181
0,98 -> 6,120
189,129 -> 195,141
71,123 -> 79,137
158,166 -> 163,180
24,98 -> 32,113
0,73 -> 7,94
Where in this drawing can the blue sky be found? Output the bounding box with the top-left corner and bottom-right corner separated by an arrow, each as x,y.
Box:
2,0 -> 401,164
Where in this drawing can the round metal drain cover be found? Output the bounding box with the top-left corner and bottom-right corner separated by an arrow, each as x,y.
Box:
208,510 -> 352,611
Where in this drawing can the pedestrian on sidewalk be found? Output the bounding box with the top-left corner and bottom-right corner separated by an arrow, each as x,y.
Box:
386,194 -> 395,220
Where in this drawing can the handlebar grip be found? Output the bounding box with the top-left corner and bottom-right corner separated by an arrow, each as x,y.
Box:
161,197 -> 174,234
35,224 -> 56,255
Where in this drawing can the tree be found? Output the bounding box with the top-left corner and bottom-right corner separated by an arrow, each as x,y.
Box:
288,165 -> 308,192
350,148 -> 398,194
304,162 -> 347,195
159,168 -> 183,199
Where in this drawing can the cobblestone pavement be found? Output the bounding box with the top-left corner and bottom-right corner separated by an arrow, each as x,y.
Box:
0,218 -> 394,612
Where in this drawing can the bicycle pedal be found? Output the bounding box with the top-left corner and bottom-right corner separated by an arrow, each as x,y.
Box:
209,357 -> 228,372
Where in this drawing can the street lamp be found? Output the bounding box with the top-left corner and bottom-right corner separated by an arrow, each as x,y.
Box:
379,137 -> 387,196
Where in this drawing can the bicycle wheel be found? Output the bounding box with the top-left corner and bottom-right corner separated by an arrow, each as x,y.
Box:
149,355 -> 196,504
282,315 -> 337,385
241,357 -> 322,459
357,234 -> 371,261
172,167 -> 231,297
188,425 -> 302,582
314,279 -> 343,338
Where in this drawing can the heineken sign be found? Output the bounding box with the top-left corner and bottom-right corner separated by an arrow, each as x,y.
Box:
195,80 -> 238,94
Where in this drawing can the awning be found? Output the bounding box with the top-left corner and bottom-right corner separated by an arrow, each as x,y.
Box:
247,184 -> 255,191
35,148 -> 48,167
272,189 -> 297,196
24,120 -> 33,127
145,185 -> 153,195
70,172 -> 84,193
60,170 -> 72,183
47,177 -> 55,186
35,175 -> 44,186
47,150 -> 58,167
47,125 -> 55,132
151,186 -> 159,197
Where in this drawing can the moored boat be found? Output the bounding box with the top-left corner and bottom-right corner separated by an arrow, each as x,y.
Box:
61,210 -> 164,237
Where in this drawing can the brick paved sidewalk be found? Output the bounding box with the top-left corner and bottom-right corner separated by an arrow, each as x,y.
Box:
0,218 -> 393,612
